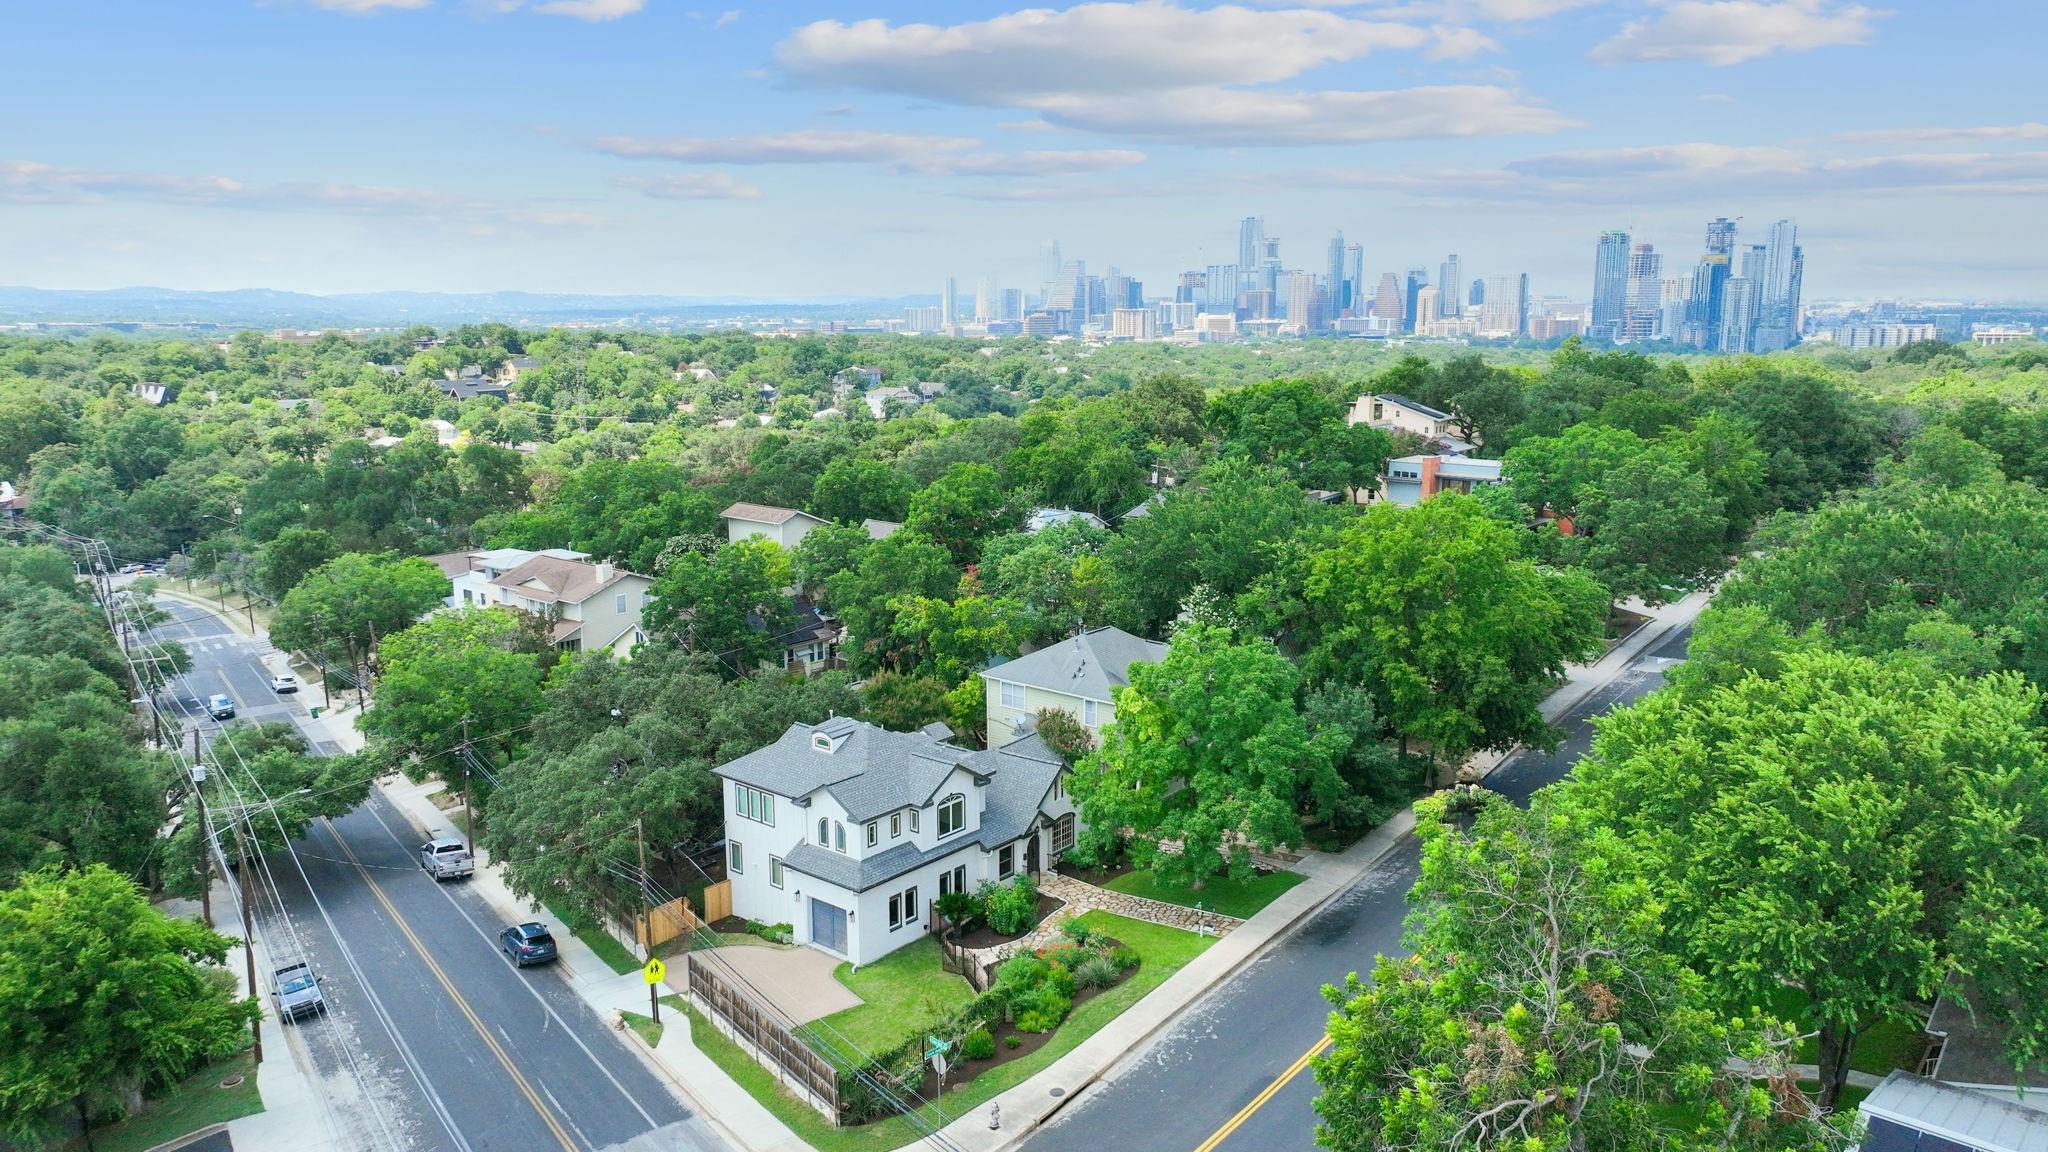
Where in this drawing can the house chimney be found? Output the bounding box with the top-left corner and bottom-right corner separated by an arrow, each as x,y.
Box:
595,561 -> 614,583
1419,455 -> 1442,499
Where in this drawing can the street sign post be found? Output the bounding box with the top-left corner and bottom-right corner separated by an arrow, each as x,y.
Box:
644,957 -> 667,1024
926,1035 -> 952,1092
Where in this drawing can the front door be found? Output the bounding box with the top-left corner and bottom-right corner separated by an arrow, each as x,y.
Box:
809,897 -> 849,955
1025,832 -> 1041,875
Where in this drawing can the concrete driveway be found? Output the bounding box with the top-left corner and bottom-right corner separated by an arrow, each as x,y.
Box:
698,944 -> 860,1024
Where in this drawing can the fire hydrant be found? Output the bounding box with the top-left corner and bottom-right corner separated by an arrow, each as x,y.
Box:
989,1102 -> 1001,1130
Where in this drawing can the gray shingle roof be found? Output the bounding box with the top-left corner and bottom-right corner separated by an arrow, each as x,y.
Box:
967,734 -> 1065,847
714,718 -> 977,824
781,838 -> 977,893
1861,1072 -> 2048,1152
1374,393 -> 1451,421
981,626 -> 1167,704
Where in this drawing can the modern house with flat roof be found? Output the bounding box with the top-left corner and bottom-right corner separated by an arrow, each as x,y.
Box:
980,626 -> 1168,743
1859,1071 -> 2048,1151
1380,454 -> 1504,506
715,718 -> 1077,964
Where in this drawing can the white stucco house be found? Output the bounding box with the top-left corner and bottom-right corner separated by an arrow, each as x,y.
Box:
980,626 -> 1168,744
715,717 -> 1078,965
1348,392 -> 1476,455
721,502 -> 830,550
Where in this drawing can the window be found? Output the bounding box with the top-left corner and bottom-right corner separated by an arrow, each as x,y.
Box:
890,813 -> 902,838
910,809 -> 920,834
770,856 -> 784,889
889,893 -> 903,930
903,886 -> 918,928
817,817 -> 829,846
1000,681 -> 1025,709
938,870 -> 951,898
615,593 -> 628,614
998,845 -> 1014,879
1082,699 -> 1099,727
866,821 -> 878,847
728,840 -> 743,874
1052,813 -> 1076,854
1051,774 -> 1065,802
937,795 -> 964,837
462,589 -> 472,603
734,785 -> 775,826
640,592 -> 651,608
953,865 -> 965,894
834,822 -> 846,852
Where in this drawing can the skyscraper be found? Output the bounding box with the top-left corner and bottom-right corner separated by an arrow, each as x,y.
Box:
1470,279 -> 1485,307
1404,267 -> 1428,334
1000,288 -> 1024,323
1343,244 -> 1364,314
1754,219 -> 1803,351
1413,285 -> 1441,331
1720,276 -> 1758,353
1705,217 -> 1736,256
1204,264 -> 1240,310
1038,242 -> 1062,302
1592,229 -> 1631,339
1689,252 -> 1731,349
1285,271 -> 1322,334
1371,273 -> 1405,326
1480,273 -> 1528,337
1238,217 -> 1265,272
975,277 -> 998,323
1622,243 -> 1662,341
941,277 -> 957,328
1326,233 -> 1347,309
1438,254 -> 1463,316
1260,236 -> 1283,295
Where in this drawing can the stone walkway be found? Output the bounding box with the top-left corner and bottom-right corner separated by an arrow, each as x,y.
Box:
1037,872 -> 1244,937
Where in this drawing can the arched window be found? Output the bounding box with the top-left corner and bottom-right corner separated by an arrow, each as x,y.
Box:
817,817 -> 829,846
834,822 -> 847,852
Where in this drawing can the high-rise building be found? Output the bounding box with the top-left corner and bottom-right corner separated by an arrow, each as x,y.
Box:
1689,247 -> 1732,350
1286,271 -> 1331,334
974,277 -> 997,323
1371,273 -> 1405,326
1176,271 -> 1205,304
1326,233 -> 1347,307
1622,243 -> 1662,341
941,277 -> 957,328
1592,229 -> 1631,339
1413,285 -> 1441,330
1403,267 -> 1428,334
1438,254 -> 1463,316
1111,308 -> 1158,340
1000,288 -> 1025,323
1107,274 -> 1143,310
904,305 -> 944,333
1470,278 -> 1486,307
1238,217 -> 1265,272
1705,217 -> 1736,256
1343,244 -> 1364,314
1204,264 -> 1240,310
1260,237 -> 1283,296
1480,273 -> 1528,337
1038,242 -> 1063,301
1720,277 -> 1758,353
1659,278 -> 1689,343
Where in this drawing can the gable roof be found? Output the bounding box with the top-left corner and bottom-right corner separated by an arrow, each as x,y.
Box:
966,733 -> 1066,847
488,554 -> 638,606
721,501 -> 824,527
1373,393 -> 1451,421
982,626 -> 1167,704
1861,1072 -> 2048,1152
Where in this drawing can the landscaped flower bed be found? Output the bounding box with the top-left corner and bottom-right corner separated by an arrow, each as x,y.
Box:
935,874 -> 1065,948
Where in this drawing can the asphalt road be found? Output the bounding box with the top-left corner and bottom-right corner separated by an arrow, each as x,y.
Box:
146,596 -> 722,1152
1025,621 -> 1696,1152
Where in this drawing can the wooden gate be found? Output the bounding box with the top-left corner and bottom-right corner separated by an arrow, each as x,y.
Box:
700,879 -> 732,923
636,896 -> 703,950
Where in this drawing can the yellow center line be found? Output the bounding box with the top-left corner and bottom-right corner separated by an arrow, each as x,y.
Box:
321,818 -> 581,1152
1192,1032 -> 1333,1152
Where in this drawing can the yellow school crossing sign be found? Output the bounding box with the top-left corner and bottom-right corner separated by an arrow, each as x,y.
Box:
643,958 -> 666,985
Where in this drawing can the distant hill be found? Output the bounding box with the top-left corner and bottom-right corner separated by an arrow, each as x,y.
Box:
0,286 -> 932,329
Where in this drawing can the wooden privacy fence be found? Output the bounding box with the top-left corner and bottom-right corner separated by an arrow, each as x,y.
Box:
700,879 -> 732,923
636,896 -> 703,951
687,952 -> 840,1120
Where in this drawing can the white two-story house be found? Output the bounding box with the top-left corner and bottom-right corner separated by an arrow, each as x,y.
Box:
426,547 -> 653,656
980,626 -> 1168,745
715,717 -> 1078,965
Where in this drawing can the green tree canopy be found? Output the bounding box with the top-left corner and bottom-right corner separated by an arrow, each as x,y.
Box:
1208,377 -> 1391,493
905,462 -> 1016,565
271,552 -> 450,689
643,537 -> 793,670
361,607 -> 546,765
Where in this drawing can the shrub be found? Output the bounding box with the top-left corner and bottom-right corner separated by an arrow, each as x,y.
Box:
1009,984 -> 1071,1031
983,875 -> 1040,935
1072,954 -> 1119,990
1060,918 -> 1096,948
1015,1008 -> 1062,1034
935,889 -> 980,929
993,954 -> 1050,1001
1109,945 -> 1141,971
1005,1035 -> 1022,1050
745,919 -> 792,943
1036,942 -> 1085,969
1045,963 -> 1077,1000
961,1029 -> 996,1060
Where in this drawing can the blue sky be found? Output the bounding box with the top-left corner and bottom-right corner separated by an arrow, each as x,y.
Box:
5,0 -> 2043,301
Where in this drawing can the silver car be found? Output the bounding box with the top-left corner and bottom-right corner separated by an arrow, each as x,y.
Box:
271,961 -> 325,1023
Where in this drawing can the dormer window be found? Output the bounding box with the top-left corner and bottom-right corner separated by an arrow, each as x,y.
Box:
937,794 -> 965,837
812,733 -> 834,753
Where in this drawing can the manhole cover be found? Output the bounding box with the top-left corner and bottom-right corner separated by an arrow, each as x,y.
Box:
1049,1087 -> 1065,1097
219,1075 -> 245,1088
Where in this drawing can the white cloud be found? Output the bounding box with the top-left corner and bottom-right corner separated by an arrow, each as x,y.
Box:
594,130 -> 982,165
1028,85 -> 1578,145
713,8 -> 741,27
306,0 -> 432,11
1301,142 -> 2048,203
613,173 -> 764,200
776,2 -> 1439,101
1835,122 -> 2048,144
1589,0 -> 1882,66
594,131 -> 1145,177
0,159 -> 594,225
531,0 -> 645,18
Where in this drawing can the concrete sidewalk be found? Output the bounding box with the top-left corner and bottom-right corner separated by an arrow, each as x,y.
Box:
154,585 -> 371,754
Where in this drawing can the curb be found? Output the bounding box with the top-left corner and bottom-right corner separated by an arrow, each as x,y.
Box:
615,1004 -> 763,1152
141,1121 -> 230,1152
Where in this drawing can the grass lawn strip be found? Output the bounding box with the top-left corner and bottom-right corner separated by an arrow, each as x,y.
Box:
622,1009 -> 665,1047
1101,867 -> 1308,919
680,910 -> 1212,1152
544,901 -> 641,975
60,1054 -> 262,1152
815,936 -> 975,1056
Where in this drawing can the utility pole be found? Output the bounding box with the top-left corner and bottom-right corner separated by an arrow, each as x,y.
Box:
230,821 -> 263,1066
460,717 -> 474,843
637,817 -> 660,1025
191,743 -> 212,929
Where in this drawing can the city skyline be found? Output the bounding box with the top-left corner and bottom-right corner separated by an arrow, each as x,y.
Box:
5,1 -> 2047,299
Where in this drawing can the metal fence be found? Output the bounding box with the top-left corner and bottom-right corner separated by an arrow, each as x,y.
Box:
686,952 -> 841,1120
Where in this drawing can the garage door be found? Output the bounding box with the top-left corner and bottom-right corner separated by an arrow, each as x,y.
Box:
810,897 -> 848,955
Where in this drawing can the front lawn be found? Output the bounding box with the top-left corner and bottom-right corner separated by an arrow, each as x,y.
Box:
62,1053 -> 263,1152
1102,867 -> 1307,919
683,910 -> 1213,1152
814,935 -> 974,1055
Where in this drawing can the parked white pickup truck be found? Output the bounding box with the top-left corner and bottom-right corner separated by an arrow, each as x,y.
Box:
418,837 -> 474,881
